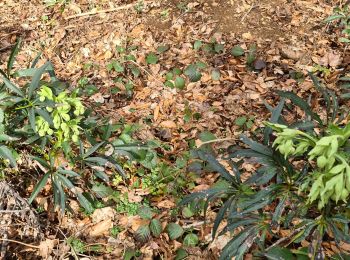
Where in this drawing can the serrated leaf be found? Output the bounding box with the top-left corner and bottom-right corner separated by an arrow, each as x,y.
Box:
28,172 -> 50,204
92,183 -> 113,198
7,38 -> 22,75
138,206 -> 153,220
182,207 -> 194,218
167,223 -> 184,240
150,219 -> 162,237
146,53 -> 158,64
174,76 -> 185,89
1,76 -> 24,97
184,64 -> 202,82
183,233 -> 199,247
77,193 -> 94,213
135,225 -> 151,242
175,248 -> 188,260
231,45 -> 245,56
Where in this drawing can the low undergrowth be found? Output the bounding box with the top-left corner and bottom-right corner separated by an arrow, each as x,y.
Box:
182,74 -> 350,259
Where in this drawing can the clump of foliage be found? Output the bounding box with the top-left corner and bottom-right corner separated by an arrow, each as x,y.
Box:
0,39 -> 155,213
325,4 -> 350,44
181,73 -> 350,259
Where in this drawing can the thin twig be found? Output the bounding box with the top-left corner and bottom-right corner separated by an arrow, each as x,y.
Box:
198,138 -> 236,147
0,209 -> 29,213
0,238 -> 39,249
65,2 -> 148,20
241,4 -> 259,22
265,226 -> 305,251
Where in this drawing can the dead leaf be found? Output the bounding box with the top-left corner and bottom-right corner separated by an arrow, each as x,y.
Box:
39,239 -> 58,259
159,120 -> 177,128
91,207 -> 115,223
156,199 -> 175,209
87,219 -> 113,237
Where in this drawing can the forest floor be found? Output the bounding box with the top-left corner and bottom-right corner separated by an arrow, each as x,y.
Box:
0,0 -> 347,259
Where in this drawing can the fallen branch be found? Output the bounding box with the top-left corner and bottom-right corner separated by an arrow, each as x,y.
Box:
65,3 -> 143,20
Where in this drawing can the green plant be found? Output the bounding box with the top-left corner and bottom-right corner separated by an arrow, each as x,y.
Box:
134,206 -> 162,242
325,4 -> 350,43
181,73 -> 350,259
0,41 -> 156,214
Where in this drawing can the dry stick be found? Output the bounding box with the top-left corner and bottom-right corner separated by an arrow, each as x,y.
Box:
65,2 -> 149,20
0,238 -> 39,249
198,138 -> 236,147
241,4 -> 259,22
265,226 -> 305,251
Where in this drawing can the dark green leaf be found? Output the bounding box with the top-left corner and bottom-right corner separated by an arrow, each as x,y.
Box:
175,248 -> 188,260
174,76 -> 185,89
1,76 -> 24,97
264,246 -> 294,260
135,225 -> 151,242
167,223 -> 184,240
146,53 -> 158,64
211,69 -> 220,81
0,145 -> 17,167
92,183 -> 113,198
83,142 -> 105,158
157,45 -> 169,53
77,193 -> 94,213
7,38 -> 22,75
184,64 -> 202,82
28,62 -> 51,98
183,233 -> 199,247
138,206 -> 153,220
276,90 -> 322,125
28,107 -> 36,131
231,45 -> 245,57
193,40 -> 202,50
28,172 -> 50,204
150,219 -> 162,237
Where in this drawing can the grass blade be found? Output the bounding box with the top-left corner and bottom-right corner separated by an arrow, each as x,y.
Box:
7,37 -> 22,75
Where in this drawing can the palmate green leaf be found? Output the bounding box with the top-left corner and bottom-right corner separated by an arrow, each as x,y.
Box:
167,223 -> 184,240
31,156 -> 50,169
135,225 -> 151,242
0,145 -> 17,167
7,37 -> 22,75
57,168 -> 80,177
150,219 -> 162,237
276,90 -> 322,125
240,135 -> 273,156
28,172 -> 50,204
1,76 -> 24,97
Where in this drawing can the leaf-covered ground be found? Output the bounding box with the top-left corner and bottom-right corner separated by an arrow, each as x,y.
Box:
1,0 -> 348,258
